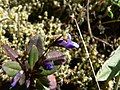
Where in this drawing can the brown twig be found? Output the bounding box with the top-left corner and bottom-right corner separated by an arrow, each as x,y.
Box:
86,0 -> 93,39
93,36 -> 114,50
82,30 -> 114,49
86,0 -> 114,50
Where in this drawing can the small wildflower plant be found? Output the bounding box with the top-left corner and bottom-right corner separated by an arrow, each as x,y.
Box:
1,34 -> 79,90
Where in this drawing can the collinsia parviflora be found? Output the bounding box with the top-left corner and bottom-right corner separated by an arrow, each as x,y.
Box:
1,34 -> 79,90
53,33 -> 79,49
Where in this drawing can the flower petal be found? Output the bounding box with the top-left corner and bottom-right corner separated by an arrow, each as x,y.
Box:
67,33 -> 71,42
11,80 -> 18,87
53,37 -> 67,47
65,43 -> 74,48
71,41 -> 79,48
64,41 -> 79,49
43,62 -> 53,70
58,40 -> 67,47
11,70 -> 24,87
53,33 -> 79,49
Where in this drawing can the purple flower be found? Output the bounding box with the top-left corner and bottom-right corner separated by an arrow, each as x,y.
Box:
11,70 -> 23,87
43,62 -> 53,70
53,34 -> 79,49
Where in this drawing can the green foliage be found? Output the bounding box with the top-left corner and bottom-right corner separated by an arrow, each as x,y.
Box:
96,46 -> 120,81
1,35 -> 67,89
2,61 -> 22,77
0,0 -> 120,89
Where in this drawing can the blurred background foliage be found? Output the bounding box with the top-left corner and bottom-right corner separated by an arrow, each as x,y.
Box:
0,0 -> 120,89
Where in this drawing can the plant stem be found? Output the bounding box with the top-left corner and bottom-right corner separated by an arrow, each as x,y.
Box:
74,18 -> 101,90
102,20 -> 120,24
35,36 -> 62,68
114,76 -> 120,90
86,0 -> 93,39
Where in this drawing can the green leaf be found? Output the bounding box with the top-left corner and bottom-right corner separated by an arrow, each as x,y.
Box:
26,35 -> 44,57
96,46 -> 120,81
2,61 -> 22,77
38,66 -> 60,76
28,45 -> 38,70
36,79 -> 50,90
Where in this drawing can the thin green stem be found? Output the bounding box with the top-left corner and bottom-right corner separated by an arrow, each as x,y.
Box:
114,76 -> 120,90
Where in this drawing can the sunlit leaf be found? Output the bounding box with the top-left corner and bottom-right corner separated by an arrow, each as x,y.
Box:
2,44 -> 18,60
28,45 -> 38,70
26,35 -> 44,57
96,46 -> 120,81
2,61 -> 22,77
